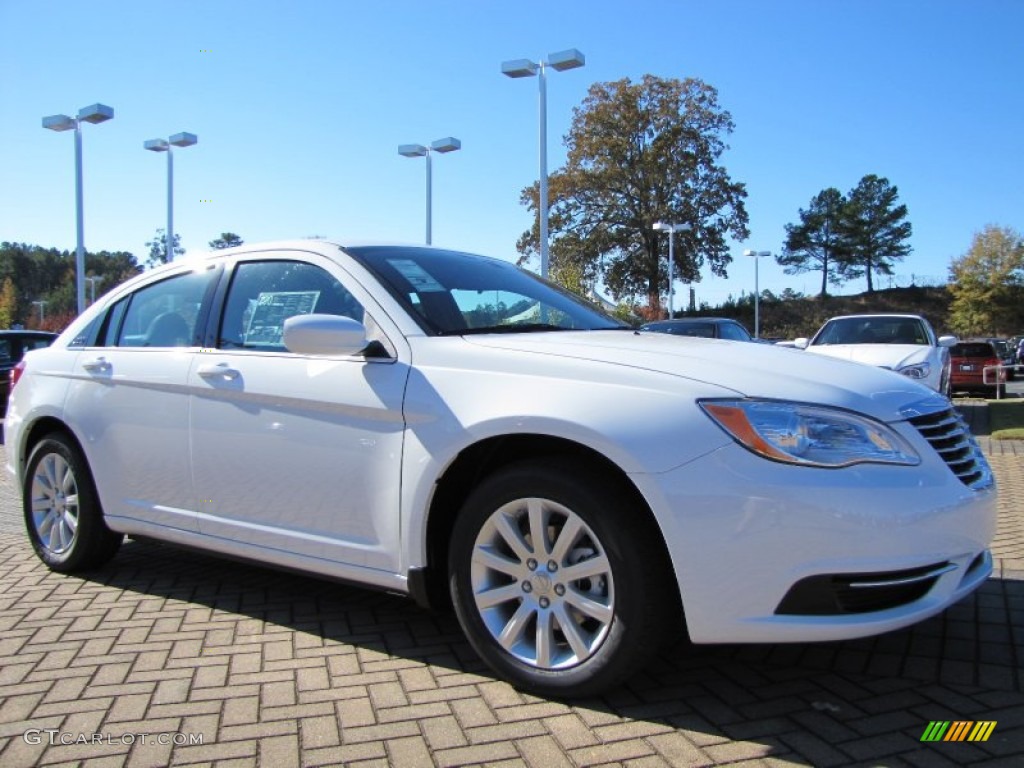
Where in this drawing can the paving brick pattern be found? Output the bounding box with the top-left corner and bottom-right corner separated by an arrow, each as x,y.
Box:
1,405 -> 1022,767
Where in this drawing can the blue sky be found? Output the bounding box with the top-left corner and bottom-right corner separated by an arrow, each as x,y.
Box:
1,0 -> 1021,306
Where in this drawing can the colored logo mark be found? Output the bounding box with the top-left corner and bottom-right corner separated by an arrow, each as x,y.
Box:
921,721 -> 996,742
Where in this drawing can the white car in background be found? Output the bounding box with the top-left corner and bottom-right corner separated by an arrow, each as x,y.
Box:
7,243 -> 993,697
795,313 -> 957,397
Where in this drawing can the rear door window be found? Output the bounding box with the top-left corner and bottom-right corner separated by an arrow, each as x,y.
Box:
116,270 -> 216,347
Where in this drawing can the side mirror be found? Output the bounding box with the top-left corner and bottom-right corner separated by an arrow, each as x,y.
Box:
283,314 -> 370,356
793,338 -> 810,350
937,335 -> 958,348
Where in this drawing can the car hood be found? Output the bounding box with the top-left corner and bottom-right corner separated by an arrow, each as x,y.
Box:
804,343 -> 932,369
463,331 -> 946,422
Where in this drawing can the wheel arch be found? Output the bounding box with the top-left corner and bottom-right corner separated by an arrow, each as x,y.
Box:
409,433 -> 681,617
16,416 -> 82,482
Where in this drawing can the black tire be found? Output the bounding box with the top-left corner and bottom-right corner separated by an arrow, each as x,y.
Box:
23,433 -> 122,572
448,458 -> 676,697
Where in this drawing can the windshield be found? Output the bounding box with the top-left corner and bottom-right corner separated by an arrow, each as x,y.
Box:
345,246 -> 626,335
813,317 -> 929,346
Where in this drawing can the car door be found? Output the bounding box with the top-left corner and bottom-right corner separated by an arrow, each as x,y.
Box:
188,253 -> 410,574
62,265 -> 219,533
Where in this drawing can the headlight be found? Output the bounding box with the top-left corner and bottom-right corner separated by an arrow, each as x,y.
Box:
897,362 -> 931,380
699,399 -> 920,468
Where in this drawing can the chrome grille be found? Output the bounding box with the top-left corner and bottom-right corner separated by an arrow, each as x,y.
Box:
908,408 -> 992,489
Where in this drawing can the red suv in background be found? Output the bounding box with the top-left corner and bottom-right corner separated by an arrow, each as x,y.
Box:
950,340 -> 1006,398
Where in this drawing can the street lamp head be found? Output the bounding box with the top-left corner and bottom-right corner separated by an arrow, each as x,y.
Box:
169,132 -> 198,148
430,137 -> 461,153
501,58 -> 539,78
398,144 -> 428,158
547,48 -> 586,72
77,104 -> 114,124
744,249 -> 770,258
42,114 -> 76,132
654,222 -> 691,233
144,139 -> 170,152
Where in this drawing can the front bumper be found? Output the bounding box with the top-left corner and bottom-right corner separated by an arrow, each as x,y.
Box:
632,429 -> 997,644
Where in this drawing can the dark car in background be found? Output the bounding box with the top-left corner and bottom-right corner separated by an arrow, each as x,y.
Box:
1,330 -> 57,415
640,317 -> 754,341
986,338 -> 1016,381
950,340 -> 1006,398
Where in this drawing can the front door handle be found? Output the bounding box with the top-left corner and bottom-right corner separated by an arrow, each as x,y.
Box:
82,356 -> 111,373
197,363 -> 240,381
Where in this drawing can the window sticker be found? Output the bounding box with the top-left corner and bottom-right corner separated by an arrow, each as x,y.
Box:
388,259 -> 446,292
244,290 -> 320,346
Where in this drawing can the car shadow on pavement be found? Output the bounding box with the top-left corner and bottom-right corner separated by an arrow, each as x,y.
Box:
59,536 -> 1023,765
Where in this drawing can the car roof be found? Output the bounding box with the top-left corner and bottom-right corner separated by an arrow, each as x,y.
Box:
138,239 -> 518,280
822,313 -> 926,321
0,330 -> 57,338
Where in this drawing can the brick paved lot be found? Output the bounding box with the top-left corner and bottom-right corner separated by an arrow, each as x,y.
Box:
1,408 -> 1022,767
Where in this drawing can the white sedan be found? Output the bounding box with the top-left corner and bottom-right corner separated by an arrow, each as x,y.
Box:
6,242 -> 995,697
795,313 -> 957,397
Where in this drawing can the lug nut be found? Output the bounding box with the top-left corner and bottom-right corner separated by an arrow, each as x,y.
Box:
522,582 -> 532,593
547,560 -> 558,572
527,558 -> 538,571
554,584 -> 565,596
539,597 -> 550,608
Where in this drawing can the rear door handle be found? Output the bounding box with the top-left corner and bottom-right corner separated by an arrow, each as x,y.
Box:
197,363 -> 240,381
82,356 -> 111,373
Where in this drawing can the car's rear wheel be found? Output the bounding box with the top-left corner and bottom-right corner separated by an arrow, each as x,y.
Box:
24,434 -> 122,572
448,459 -> 676,697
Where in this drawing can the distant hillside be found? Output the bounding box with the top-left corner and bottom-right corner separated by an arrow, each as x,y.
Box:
680,286 -> 953,341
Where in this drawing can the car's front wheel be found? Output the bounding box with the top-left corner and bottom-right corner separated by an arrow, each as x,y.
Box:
448,459 -> 676,697
24,433 -> 122,572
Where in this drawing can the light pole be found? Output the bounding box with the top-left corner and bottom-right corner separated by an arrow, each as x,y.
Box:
653,222 -> 692,319
502,48 -> 585,279
743,249 -> 770,338
398,137 -> 461,245
32,300 -> 47,326
144,132 -> 198,263
84,276 -> 102,305
42,103 -> 114,315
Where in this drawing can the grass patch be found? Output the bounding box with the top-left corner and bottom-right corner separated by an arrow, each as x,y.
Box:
989,399 -> 1024,440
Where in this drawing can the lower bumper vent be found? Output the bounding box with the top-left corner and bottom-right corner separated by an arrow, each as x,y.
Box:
775,562 -> 956,616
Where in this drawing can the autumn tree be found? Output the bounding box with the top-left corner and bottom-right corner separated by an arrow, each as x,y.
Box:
778,188 -> 851,298
840,174 -> 912,293
209,232 -> 244,249
948,225 -> 1024,336
145,229 -> 184,268
0,277 -> 17,327
516,75 -> 749,312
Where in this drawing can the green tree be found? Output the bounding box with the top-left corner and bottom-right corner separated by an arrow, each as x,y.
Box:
778,188 -> 851,298
948,225 -> 1024,336
145,229 -> 184,268
841,174 -> 912,293
209,232 -> 244,249
0,243 -> 141,326
516,75 -> 749,313
86,250 -> 143,303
